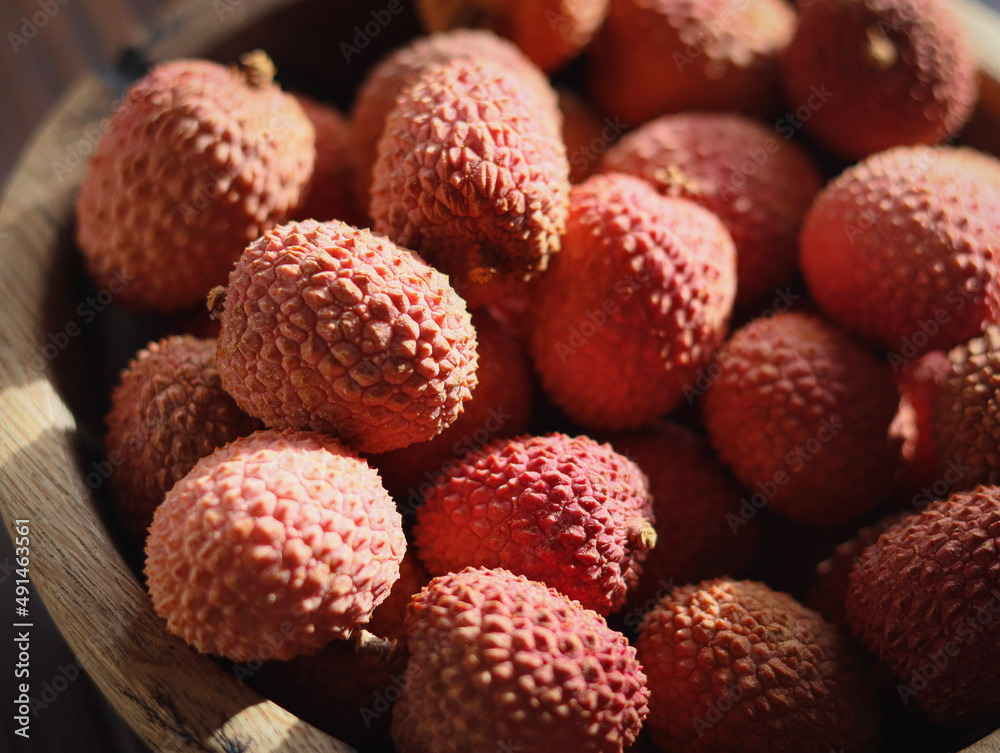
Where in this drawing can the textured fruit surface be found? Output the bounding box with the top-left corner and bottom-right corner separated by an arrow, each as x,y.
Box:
601,112 -> 823,306
105,336 -> 261,546
350,29 -> 551,213
392,567 -> 649,753
637,579 -> 880,753
216,219 -> 478,454
807,511 -> 907,628
416,0 -> 610,72
800,146 -> 1000,356
251,553 -> 429,747
76,56 -> 315,311
372,312 -> 533,499
414,434 -> 653,614
588,0 -> 795,125
610,423 -> 759,614
145,429 -> 406,661
782,0 -> 977,159
702,312 -> 903,527
846,487 -> 1000,726
371,56 -> 569,307
530,173 -> 736,430
932,327 -> 1000,489
291,95 -> 361,226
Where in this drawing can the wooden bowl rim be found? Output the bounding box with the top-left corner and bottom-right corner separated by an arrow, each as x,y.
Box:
0,1 -> 350,750
1,0 -> 999,751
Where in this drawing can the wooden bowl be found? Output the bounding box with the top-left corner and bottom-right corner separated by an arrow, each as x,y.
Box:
1,1 -> 999,751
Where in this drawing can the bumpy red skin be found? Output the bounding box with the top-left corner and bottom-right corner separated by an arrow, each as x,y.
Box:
371,312 -> 533,499
530,174 -> 736,431
702,313 -> 904,528
932,328 -> 1000,490
350,30 -> 551,214
637,579 -> 880,753
846,487 -> 1000,726
782,0 -> 977,160
291,95 -> 363,226
601,113 -> 823,307
216,220 -> 478,454
145,429 -> 406,662
250,553 -> 428,747
370,57 -> 569,307
610,423 -> 759,618
76,59 -> 314,312
807,511 -> 908,628
105,336 -> 262,546
895,349 -> 950,494
414,434 -> 653,615
416,0 -> 609,72
801,146 -> 1000,357
587,0 -> 795,126
392,567 -> 650,753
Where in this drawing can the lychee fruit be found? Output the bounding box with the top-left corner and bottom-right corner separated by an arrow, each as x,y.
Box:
800,145 -> 1000,356
895,349 -> 951,494
931,327 -> 1000,490
214,219 -> 478,454
637,579 -> 880,753
145,429 -> 406,662
587,0 -> 796,126
391,567 -> 650,753
846,486 -> 1000,726
601,112 -> 824,306
415,0 -> 610,72
413,433 -> 654,615
105,335 -> 262,546
250,553 -> 429,748
782,0 -> 977,160
701,312 -> 904,528
807,510 -> 908,628
76,53 -> 315,312
560,89 -> 616,184
350,29 -> 551,213
609,423 -> 759,617
529,173 -> 736,431
290,95 -> 362,226
370,56 -> 569,307
371,312 -> 533,500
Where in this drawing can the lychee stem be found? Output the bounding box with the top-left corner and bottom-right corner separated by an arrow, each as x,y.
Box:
865,24 -> 898,70
652,164 -> 699,198
352,628 -> 401,663
238,49 -> 276,88
207,285 -> 227,321
628,521 -> 658,553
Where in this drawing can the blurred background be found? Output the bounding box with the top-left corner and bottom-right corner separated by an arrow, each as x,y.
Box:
1,0 -> 1000,750
0,0 -> 170,183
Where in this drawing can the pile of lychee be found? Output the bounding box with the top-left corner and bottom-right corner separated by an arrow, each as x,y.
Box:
74,0 -> 1000,751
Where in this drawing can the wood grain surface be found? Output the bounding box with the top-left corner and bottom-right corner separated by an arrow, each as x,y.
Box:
2,4 -> 173,748
0,0 -> 167,183
2,0 -> 1000,752
0,2 -> 356,751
